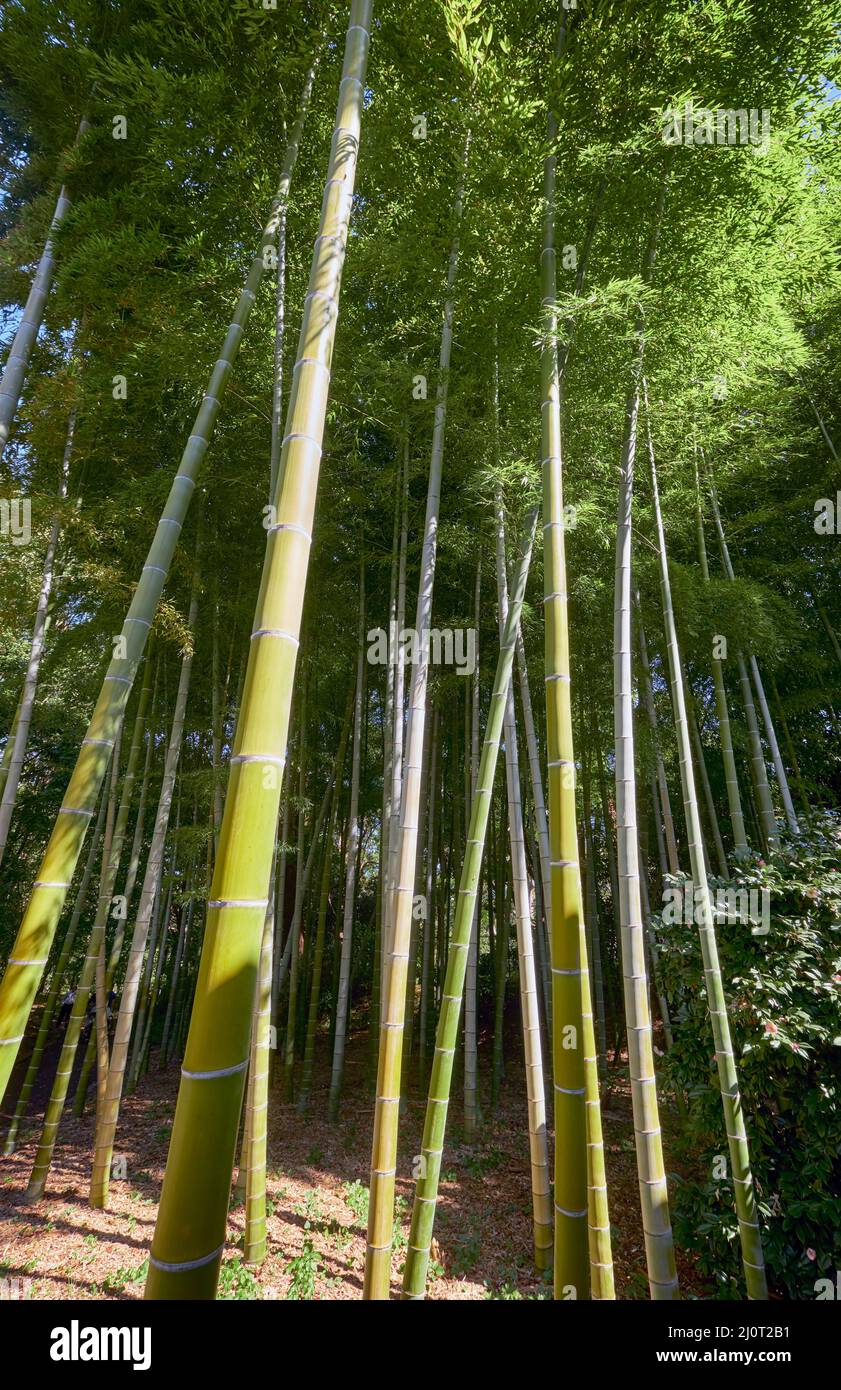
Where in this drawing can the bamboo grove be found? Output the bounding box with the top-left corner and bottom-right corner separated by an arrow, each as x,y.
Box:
1,0 -> 840,1305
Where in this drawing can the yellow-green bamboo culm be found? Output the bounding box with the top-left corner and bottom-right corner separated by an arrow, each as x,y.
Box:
364,125 -> 471,1302
26,735 -> 122,1201
0,62 -> 318,1103
144,2 -> 372,1299
646,395 -> 767,1300
90,588 -> 198,1207
73,652 -> 156,1117
541,11 -> 606,1299
243,887 -> 276,1264
3,775 -> 108,1155
494,485 -> 552,1272
402,508 -> 537,1300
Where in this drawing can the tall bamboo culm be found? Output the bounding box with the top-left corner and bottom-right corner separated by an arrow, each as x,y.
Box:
90,583 -> 199,1207
364,127 -> 470,1300
494,488 -> 552,1270
0,119 -> 88,460
694,456 -> 748,858
646,392 -> 767,1299
144,4 -> 372,1298
328,569 -> 366,1119
0,63 -> 318,1101
541,12 -> 610,1299
3,776 -> 108,1154
26,735 -> 122,1200
610,164 -> 679,1300
402,510 -> 537,1299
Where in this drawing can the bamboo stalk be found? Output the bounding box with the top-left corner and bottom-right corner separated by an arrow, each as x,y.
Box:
144,5 -> 372,1298
90,580 -> 200,1207
0,407 -> 75,866
694,459 -> 748,857
646,390 -> 767,1299
298,692 -> 353,1110
401,509 -> 538,1299
707,479 -> 779,849
463,562 -> 481,1139
328,571 -> 366,1118
634,600 -> 680,875
26,731 -> 122,1200
364,126 -> 471,1301
0,64 -> 318,1099
494,488 -> 552,1271
609,165 -> 678,1300
2,778 -> 108,1154
0,119 -> 88,459
541,13 -> 615,1299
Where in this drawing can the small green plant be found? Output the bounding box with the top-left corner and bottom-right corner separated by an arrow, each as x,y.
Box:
484,1280 -> 523,1300
342,1179 -> 369,1227
103,1258 -> 148,1292
286,1239 -> 322,1300
218,1256 -> 261,1300
294,1189 -> 325,1230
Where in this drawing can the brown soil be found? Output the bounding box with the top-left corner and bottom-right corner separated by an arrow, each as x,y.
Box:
0,1024 -> 705,1301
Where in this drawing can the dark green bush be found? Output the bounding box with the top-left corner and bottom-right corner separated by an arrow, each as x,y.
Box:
654,816 -> 841,1299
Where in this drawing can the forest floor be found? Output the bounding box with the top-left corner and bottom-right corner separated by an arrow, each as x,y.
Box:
0,1018 -> 706,1301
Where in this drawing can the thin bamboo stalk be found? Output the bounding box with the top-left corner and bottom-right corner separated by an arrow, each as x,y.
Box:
0,119 -> 88,459
646,392 -> 767,1299
707,480 -> 779,848
750,657 -> 799,835
298,693 -> 353,1110
328,571 -> 366,1118
364,126 -> 471,1301
609,167 -> 678,1300
26,733 -> 122,1200
401,509 -> 537,1299
243,876 -> 276,1264
463,562 -> 481,1139
634,600 -> 679,874
90,580 -> 199,1206
494,488 -> 552,1270
694,461 -> 748,857
0,408 -> 75,866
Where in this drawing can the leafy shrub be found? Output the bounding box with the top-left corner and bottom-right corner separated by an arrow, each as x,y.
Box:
655,821 -> 841,1299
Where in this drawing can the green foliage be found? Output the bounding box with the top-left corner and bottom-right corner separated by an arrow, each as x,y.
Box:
341,1178 -> 369,1227
285,1239 -> 321,1300
656,821 -> 841,1298
102,1258 -> 148,1292
217,1255 -> 261,1301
